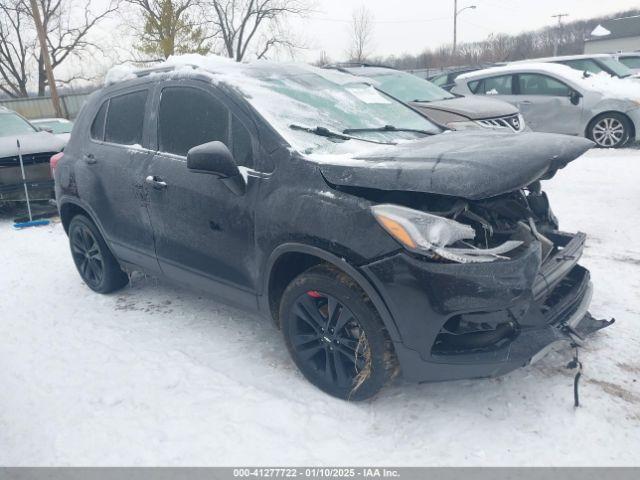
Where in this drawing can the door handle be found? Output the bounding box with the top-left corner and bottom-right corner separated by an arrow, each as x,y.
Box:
83,153 -> 97,164
145,175 -> 167,189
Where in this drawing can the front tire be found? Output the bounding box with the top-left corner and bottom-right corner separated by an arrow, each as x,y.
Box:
68,215 -> 129,293
280,264 -> 397,401
588,113 -> 631,148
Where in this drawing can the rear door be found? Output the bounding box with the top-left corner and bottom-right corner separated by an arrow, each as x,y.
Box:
512,73 -> 583,135
144,82 -> 259,309
76,88 -> 160,273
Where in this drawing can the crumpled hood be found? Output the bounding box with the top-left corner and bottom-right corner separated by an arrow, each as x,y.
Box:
410,96 -> 519,120
316,131 -> 593,200
0,131 -> 65,159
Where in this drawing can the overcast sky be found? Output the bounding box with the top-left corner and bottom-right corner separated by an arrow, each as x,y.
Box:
296,0 -> 640,62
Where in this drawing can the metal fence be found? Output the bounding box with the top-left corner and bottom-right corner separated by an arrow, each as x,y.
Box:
0,92 -> 92,120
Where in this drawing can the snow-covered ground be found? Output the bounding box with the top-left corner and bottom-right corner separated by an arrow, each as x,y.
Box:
1,148 -> 639,466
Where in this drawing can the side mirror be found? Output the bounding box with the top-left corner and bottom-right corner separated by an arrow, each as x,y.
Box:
187,141 -> 246,195
570,91 -> 582,106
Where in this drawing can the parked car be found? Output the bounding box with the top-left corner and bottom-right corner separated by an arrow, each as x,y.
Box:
0,107 -> 65,205
31,117 -> 74,143
613,52 -> 640,74
325,64 -> 524,132
512,54 -> 639,80
428,65 -> 491,91
55,56 -> 610,400
453,62 -> 640,148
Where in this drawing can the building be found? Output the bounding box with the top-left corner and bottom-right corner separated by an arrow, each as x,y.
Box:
584,15 -> 640,54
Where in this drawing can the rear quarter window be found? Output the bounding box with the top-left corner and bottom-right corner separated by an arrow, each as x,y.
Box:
90,101 -> 108,141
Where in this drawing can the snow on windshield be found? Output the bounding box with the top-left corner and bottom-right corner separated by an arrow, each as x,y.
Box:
104,54 -> 439,156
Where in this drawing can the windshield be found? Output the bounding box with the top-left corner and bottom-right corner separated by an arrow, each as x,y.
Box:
599,57 -> 634,78
0,112 -> 37,137
33,119 -> 73,134
359,70 -> 454,103
241,69 -> 441,155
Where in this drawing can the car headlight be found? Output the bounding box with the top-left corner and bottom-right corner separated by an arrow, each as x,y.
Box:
446,120 -> 483,130
371,204 -> 522,263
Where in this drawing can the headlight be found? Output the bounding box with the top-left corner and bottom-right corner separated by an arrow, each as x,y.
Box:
371,204 -> 522,263
446,120 -> 483,130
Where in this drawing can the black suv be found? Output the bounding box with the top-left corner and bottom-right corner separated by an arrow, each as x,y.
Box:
55,57 -> 611,400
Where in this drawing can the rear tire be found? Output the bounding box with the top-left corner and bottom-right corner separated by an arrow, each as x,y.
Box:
588,113 -> 631,148
68,215 -> 129,294
280,264 -> 398,401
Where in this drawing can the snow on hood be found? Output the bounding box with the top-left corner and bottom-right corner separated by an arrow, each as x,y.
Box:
0,131 -> 65,159
315,130 -> 594,200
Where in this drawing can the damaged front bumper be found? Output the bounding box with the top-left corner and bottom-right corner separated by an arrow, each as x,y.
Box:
361,231 -> 613,383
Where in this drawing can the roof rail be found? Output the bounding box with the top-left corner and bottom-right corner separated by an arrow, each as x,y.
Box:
134,64 -> 200,78
323,62 -> 397,71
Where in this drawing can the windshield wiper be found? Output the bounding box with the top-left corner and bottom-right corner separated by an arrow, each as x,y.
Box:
342,124 -> 436,136
289,124 -> 395,145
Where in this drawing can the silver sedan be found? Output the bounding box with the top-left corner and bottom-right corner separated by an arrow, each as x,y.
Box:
453,62 -> 640,148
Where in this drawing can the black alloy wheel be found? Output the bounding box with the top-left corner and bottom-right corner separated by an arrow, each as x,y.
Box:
68,215 -> 129,293
280,265 -> 397,400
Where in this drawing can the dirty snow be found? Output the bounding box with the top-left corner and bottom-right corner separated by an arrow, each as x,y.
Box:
1,148 -> 639,466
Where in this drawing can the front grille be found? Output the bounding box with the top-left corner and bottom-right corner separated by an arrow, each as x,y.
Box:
476,114 -> 524,132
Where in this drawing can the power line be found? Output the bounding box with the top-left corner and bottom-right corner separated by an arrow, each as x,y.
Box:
310,15 -> 450,24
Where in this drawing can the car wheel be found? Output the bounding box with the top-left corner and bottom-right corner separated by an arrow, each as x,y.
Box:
68,215 -> 129,294
588,113 -> 631,148
280,264 -> 398,401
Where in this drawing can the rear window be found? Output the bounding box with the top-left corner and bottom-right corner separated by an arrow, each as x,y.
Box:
104,90 -> 148,146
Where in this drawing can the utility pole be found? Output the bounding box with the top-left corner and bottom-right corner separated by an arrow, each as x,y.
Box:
30,0 -> 64,118
453,0 -> 477,53
552,13 -> 569,56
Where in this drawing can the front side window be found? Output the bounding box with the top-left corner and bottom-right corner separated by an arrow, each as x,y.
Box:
0,112 -> 37,137
104,90 -> 148,146
517,74 -> 572,96
158,87 -> 253,167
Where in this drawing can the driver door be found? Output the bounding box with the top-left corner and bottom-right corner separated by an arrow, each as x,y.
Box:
513,73 -> 583,136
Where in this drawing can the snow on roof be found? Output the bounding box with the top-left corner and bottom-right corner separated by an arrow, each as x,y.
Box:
102,54 -> 429,158
591,25 -> 612,37
458,62 -> 640,100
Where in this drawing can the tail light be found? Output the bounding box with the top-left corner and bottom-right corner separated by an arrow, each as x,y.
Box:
50,152 -> 64,176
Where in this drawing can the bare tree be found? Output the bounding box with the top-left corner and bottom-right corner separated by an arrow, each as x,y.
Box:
0,0 -> 120,97
205,0 -> 310,61
32,0 -> 121,95
0,1 -> 34,97
347,5 -> 373,63
126,0 -> 211,60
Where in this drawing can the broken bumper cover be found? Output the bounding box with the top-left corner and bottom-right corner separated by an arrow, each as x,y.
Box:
361,231 -> 613,383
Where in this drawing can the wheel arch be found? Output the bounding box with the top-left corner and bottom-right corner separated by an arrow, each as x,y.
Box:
586,110 -> 635,143
262,243 -> 402,343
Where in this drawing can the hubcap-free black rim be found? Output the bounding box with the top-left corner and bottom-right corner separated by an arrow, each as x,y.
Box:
290,291 -> 369,388
71,225 -> 104,287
